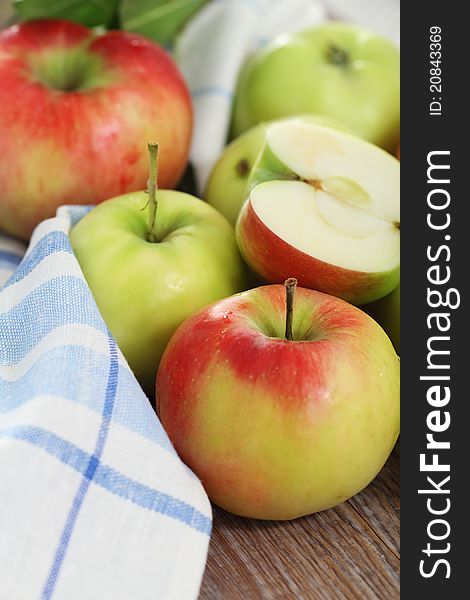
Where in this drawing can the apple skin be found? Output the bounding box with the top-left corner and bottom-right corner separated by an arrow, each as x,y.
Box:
231,23 -> 400,152
365,284 -> 400,353
236,199 -> 399,306
70,190 -> 248,395
204,122 -> 267,226
0,20 -> 192,239
157,284 -> 400,520
205,115 -> 350,226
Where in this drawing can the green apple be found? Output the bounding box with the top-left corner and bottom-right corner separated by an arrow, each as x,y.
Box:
157,279 -> 400,519
236,120 -> 400,305
70,145 -> 247,394
365,284 -> 400,353
205,122 -> 267,226
231,22 -> 400,152
205,115 -> 350,226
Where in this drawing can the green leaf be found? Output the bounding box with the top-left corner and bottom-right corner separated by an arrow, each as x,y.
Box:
13,0 -> 119,28
120,0 -> 208,46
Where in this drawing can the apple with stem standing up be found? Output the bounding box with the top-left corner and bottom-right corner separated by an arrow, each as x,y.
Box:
71,144 -> 247,394
157,279 -> 400,520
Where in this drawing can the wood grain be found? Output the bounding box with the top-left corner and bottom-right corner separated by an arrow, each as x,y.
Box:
200,445 -> 399,600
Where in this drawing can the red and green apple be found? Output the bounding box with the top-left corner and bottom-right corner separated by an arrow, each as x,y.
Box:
236,120 -> 400,305
0,19 -> 192,239
157,279 -> 400,520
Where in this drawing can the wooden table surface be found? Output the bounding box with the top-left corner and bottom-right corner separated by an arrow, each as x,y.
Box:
200,445 -> 399,599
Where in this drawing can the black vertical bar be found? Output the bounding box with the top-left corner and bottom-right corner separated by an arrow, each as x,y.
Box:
401,3 -> 467,597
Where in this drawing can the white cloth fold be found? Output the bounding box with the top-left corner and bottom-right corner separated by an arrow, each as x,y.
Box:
0,206 -> 211,600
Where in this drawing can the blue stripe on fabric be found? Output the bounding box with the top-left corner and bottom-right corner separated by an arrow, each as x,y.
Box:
0,424 -> 211,535
94,334 -> 118,456
62,205 -> 93,227
3,231 -> 72,289
41,478 -> 90,600
0,276 -> 106,365
191,85 -> 233,100
92,459 -> 211,535
0,250 -> 22,267
0,346 -> 110,412
0,345 -> 174,452
41,332 -> 119,600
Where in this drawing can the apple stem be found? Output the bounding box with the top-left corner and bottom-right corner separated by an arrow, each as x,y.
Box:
284,278 -> 297,341
147,142 -> 159,243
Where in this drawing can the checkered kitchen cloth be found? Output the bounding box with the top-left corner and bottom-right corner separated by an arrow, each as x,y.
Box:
0,206 -> 212,600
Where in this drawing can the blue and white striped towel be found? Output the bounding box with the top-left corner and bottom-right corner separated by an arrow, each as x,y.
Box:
0,206 -> 212,600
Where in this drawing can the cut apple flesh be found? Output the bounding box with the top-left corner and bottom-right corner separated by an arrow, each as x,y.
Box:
250,122 -> 400,274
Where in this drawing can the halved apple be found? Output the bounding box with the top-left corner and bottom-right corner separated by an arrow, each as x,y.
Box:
236,121 -> 400,305
204,115 -> 351,226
